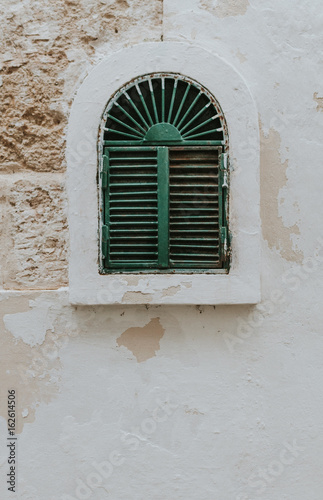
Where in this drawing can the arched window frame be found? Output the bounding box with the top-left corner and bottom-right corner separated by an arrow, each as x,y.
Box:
66,42 -> 260,305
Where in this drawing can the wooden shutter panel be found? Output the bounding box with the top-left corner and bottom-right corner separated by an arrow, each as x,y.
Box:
102,147 -> 159,270
102,145 -> 228,272
168,146 -> 222,269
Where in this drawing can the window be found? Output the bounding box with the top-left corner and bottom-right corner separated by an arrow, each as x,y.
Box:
100,75 -> 229,273
66,41 -> 260,304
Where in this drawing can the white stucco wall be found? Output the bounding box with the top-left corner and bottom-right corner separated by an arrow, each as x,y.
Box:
1,1 -> 323,499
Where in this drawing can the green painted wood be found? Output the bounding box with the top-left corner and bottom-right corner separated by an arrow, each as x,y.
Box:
161,77 -> 165,122
179,104 -> 214,134
172,84 -> 191,126
102,262 -> 159,270
149,79 -> 159,123
183,128 -> 223,140
104,140 -> 225,146
107,114 -> 144,138
114,102 -> 147,134
103,76 -> 226,146
177,93 -> 201,129
181,114 -> 220,138
101,154 -> 108,189
101,225 -> 109,259
157,147 -> 169,268
104,128 -> 144,140
167,79 -> 178,122
124,92 -> 150,130
103,146 -> 159,270
144,123 -> 182,142
103,151 -> 110,264
135,83 -> 154,126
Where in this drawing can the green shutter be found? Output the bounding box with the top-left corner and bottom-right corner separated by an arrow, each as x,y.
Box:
102,147 -> 159,270
101,146 -> 228,272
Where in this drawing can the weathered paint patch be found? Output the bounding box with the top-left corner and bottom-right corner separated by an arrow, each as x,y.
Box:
125,276 -> 143,286
4,295 -> 59,346
260,123 -> 302,262
0,295 -> 66,431
313,92 -> 323,112
122,291 -> 153,303
116,317 -> 164,362
162,285 -> 181,297
200,0 -> 249,18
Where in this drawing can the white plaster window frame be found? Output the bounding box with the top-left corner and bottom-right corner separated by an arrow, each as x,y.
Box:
66,42 -> 260,305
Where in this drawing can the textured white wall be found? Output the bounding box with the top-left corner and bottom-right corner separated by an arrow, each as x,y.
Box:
1,1 -> 323,499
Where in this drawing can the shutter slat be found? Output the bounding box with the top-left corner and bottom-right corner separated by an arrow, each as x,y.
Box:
110,244 -> 158,248
170,193 -> 217,197
170,215 -> 219,219
110,229 -> 158,233
170,175 -> 219,179
111,182 -> 157,187
110,191 -> 158,196
110,174 -> 157,178
109,207 -> 158,211
171,237 -> 219,242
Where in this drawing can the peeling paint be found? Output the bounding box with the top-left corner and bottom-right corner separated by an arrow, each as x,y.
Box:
122,291 -> 153,303
162,285 -> 181,297
124,276 -> 143,286
313,92 -> 323,112
0,295 -> 61,431
200,0 -> 249,18
260,122 -> 302,262
4,295 -> 58,346
116,317 -> 164,362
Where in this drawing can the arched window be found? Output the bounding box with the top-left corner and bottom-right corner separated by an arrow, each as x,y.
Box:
100,74 -> 229,273
67,42 -> 260,304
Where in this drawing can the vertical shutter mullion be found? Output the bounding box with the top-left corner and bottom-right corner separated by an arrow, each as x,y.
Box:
157,146 -> 169,268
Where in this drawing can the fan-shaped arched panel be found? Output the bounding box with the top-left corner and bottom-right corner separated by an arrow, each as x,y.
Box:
102,74 -> 227,145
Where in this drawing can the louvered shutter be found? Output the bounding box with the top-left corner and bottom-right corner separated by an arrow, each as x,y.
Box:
169,147 -> 223,269
101,146 -> 228,272
102,147 -> 160,270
